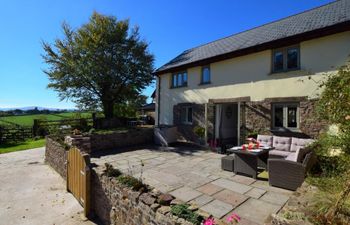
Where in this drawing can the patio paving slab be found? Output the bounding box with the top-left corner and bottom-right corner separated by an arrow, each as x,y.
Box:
233,198 -> 281,225
259,191 -> 290,206
211,178 -> 252,194
229,175 -> 256,185
170,187 -> 202,202
200,199 -> 234,219
212,189 -> 248,208
196,183 -> 224,196
244,188 -> 267,199
251,180 -> 293,195
189,194 -> 214,207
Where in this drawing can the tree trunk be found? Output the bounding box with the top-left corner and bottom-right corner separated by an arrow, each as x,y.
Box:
102,100 -> 114,119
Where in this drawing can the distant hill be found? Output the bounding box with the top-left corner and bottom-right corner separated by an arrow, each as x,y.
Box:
0,106 -> 75,111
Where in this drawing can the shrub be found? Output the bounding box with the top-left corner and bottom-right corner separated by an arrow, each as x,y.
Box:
103,163 -> 122,178
170,204 -> 203,225
308,133 -> 350,177
193,126 -> 205,138
117,175 -> 147,191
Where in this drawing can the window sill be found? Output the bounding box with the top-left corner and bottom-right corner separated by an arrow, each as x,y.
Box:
181,123 -> 193,126
170,85 -> 188,89
199,82 -> 211,86
270,128 -> 301,133
269,69 -> 308,76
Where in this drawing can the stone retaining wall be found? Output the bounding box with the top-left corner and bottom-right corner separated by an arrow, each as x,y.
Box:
90,128 -> 154,152
92,168 -> 193,225
45,137 -> 68,179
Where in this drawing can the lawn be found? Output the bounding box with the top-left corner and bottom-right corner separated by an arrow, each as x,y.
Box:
0,112 -> 92,127
0,139 -> 46,154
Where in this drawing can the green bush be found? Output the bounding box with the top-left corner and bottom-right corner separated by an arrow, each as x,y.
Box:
170,204 -> 203,225
193,126 -> 205,138
104,163 -> 122,178
308,133 -> 350,177
117,175 -> 146,191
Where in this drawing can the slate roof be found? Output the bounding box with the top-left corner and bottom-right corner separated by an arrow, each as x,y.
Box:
156,0 -> 350,74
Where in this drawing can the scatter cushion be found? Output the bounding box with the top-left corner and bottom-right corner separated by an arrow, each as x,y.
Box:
272,136 -> 292,151
285,152 -> 298,162
290,137 -> 314,152
257,135 -> 273,147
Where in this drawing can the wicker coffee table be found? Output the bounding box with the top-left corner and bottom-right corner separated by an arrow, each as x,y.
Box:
229,148 -> 272,179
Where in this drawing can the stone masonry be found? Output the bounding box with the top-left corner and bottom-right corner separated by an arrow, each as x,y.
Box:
45,137 -> 68,179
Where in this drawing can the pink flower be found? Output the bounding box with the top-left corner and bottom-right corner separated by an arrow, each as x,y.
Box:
203,216 -> 215,225
227,213 -> 241,223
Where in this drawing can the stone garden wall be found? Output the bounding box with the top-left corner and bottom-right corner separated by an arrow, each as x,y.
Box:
92,168 -> 194,225
45,137 -> 68,179
90,128 -> 154,152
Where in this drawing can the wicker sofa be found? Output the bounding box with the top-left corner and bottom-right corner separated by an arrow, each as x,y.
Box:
268,148 -> 315,190
256,134 -> 315,190
257,135 -> 314,159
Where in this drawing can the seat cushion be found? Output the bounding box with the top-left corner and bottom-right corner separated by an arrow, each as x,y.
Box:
285,152 -> 298,162
257,135 -> 273,147
273,136 -> 292,151
269,150 -> 291,158
290,137 -> 314,152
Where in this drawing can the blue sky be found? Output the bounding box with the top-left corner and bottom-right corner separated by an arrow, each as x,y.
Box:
0,0 -> 333,109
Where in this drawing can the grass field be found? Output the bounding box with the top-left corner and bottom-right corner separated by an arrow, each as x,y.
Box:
0,112 -> 92,127
0,139 -> 46,154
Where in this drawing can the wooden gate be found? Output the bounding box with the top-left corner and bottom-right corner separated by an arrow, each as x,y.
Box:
67,147 -> 91,217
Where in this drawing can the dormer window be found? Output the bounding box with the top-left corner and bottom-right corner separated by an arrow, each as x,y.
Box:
272,45 -> 300,73
171,71 -> 188,88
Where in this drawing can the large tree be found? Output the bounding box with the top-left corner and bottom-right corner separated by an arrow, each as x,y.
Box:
42,12 -> 154,118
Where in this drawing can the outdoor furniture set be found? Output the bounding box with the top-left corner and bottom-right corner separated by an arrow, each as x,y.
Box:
221,135 -> 315,190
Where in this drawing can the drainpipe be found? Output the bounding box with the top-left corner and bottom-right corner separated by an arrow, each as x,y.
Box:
156,75 -> 161,126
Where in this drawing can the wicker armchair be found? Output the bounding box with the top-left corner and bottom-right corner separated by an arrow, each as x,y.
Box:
268,151 -> 315,191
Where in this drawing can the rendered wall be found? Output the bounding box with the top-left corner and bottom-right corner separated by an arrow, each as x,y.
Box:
157,31 -> 350,125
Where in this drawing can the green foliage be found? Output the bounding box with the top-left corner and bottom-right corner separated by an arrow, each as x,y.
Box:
117,175 -> 146,191
317,63 -> 350,153
0,139 -> 46,154
42,12 -> 154,118
0,112 -> 91,127
104,163 -> 122,177
114,94 -> 147,118
170,204 -> 204,225
307,133 -> 350,177
193,126 -> 205,138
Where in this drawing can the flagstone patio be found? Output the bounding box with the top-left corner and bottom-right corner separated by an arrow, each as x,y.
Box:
91,146 -> 294,225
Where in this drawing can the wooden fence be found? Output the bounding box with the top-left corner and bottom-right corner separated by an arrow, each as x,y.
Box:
0,125 -> 33,144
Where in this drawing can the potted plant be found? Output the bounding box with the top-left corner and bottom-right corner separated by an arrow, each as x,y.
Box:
193,126 -> 206,145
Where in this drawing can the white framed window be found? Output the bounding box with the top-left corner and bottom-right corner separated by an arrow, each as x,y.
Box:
272,103 -> 299,130
180,106 -> 193,124
201,66 -> 211,84
171,71 -> 188,88
272,45 -> 300,73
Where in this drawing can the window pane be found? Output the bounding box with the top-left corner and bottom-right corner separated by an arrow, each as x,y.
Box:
287,48 -> 298,69
177,73 -> 183,86
172,74 -> 177,87
183,72 -> 187,85
202,67 -> 210,83
273,51 -> 284,71
287,107 -> 297,127
187,107 -> 193,123
274,106 -> 284,127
